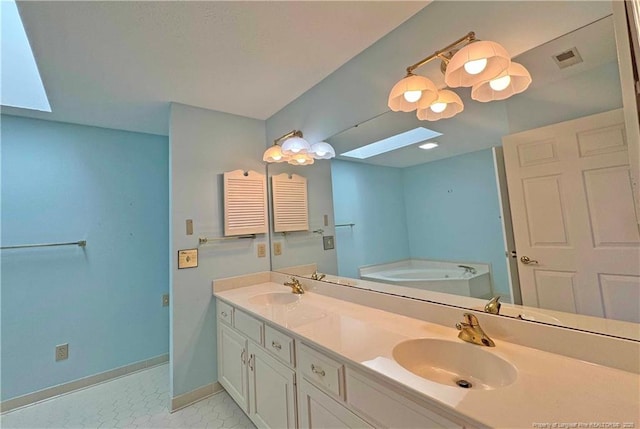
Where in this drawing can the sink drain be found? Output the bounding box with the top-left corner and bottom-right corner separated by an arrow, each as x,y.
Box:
456,379 -> 472,389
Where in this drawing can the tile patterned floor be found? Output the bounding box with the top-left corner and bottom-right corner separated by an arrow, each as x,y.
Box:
0,364 -> 256,429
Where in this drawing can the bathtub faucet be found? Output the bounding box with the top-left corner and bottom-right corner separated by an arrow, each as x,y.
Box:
458,265 -> 477,275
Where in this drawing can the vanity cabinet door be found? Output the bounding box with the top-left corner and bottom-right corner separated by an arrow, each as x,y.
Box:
218,323 -> 249,412
298,379 -> 372,429
247,343 -> 297,429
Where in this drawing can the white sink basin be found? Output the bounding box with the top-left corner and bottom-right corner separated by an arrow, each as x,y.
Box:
247,292 -> 327,328
248,292 -> 301,306
392,339 -> 517,390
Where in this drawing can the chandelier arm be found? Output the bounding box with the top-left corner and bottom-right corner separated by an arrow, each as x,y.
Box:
273,130 -> 303,145
406,32 -> 476,75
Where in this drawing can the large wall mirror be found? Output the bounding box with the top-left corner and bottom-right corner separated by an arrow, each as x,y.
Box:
269,1 -> 640,342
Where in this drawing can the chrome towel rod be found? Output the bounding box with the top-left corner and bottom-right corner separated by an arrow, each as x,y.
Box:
1,240 -> 87,250
335,223 -> 355,228
199,234 -> 256,245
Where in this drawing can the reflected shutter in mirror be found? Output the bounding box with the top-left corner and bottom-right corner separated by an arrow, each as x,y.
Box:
272,173 -> 309,232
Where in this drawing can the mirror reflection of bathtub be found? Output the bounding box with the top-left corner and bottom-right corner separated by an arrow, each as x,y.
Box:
359,259 -> 492,299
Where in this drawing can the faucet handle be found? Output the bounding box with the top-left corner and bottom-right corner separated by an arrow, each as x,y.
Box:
462,313 -> 478,326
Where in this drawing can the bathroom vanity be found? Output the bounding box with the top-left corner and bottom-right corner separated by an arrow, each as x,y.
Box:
213,272 -> 639,429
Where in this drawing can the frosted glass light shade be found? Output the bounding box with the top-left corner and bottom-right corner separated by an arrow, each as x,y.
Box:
471,62 -> 532,102
310,142 -> 335,159
388,74 -> 438,112
416,90 -> 464,121
287,153 -> 315,166
263,145 -> 288,163
445,41 -> 511,88
281,136 -> 311,155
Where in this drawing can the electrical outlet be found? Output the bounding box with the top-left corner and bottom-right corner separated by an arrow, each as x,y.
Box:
55,344 -> 69,361
257,243 -> 266,258
273,241 -> 282,256
162,294 -> 170,307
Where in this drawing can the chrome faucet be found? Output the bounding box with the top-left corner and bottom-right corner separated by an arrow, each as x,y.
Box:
456,313 -> 495,347
458,265 -> 477,275
310,270 -> 325,281
284,277 -> 305,294
484,296 -> 501,315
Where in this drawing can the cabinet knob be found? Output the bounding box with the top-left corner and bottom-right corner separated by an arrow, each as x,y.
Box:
311,364 -> 326,377
271,341 -> 282,351
221,311 -> 228,317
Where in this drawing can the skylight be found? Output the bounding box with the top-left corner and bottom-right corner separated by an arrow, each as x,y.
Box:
340,127 -> 442,159
1,0 -> 51,112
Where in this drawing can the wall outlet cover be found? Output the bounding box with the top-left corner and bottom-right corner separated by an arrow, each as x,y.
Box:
274,241 -> 282,256
55,344 -> 69,361
257,243 -> 266,258
323,236 -> 335,250
162,294 -> 170,307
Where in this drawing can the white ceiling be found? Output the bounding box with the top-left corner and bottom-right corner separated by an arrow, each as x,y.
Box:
1,1 -> 428,135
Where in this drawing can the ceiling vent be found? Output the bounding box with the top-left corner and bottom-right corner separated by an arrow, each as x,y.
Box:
552,47 -> 583,69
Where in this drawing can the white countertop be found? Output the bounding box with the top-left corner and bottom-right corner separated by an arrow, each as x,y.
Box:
215,282 -> 640,428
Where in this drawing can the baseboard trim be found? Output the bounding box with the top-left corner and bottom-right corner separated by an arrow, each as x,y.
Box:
170,382 -> 224,412
1,354 -> 169,414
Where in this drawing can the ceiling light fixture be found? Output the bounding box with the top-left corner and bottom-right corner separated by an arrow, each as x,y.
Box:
388,31 -> 531,122
263,130 -> 335,165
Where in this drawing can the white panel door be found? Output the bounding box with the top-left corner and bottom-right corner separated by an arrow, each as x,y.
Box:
218,324 -> 249,412
503,109 -> 640,322
248,343 -> 297,429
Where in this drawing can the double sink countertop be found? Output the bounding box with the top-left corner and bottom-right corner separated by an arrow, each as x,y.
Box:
214,281 -> 640,428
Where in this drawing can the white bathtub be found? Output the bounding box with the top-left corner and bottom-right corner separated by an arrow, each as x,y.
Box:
359,259 -> 493,299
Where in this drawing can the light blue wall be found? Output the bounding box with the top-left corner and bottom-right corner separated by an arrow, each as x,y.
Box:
0,115 -> 169,401
169,103 -> 270,398
331,160 -> 409,278
403,149 -> 509,296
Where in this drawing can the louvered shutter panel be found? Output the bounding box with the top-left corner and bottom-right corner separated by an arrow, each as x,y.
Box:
272,173 -> 309,232
223,170 -> 268,236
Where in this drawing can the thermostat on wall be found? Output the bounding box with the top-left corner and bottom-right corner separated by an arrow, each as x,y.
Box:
178,249 -> 198,269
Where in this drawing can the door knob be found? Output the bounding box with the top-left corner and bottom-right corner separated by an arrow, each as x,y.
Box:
520,256 -> 539,265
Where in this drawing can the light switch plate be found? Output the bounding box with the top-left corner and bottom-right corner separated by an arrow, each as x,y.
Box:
274,241 -> 282,256
186,219 -> 193,235
323,235 -> 335,250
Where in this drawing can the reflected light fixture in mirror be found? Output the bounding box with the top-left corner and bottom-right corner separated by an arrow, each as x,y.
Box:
263,129 -> 336,165
416,89 -> 464,121
471,62 -> 532,102
388,31 -> 531,121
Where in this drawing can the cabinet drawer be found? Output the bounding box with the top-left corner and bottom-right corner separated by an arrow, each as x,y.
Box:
264,324 -> 295,366
234,309 -> 264,345
217,300 -> 234,326
298,342 -> 344,400
346,369 -> 463,429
